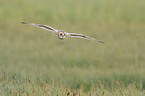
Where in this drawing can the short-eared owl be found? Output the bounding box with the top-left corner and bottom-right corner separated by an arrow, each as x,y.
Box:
22,22 -> 103,43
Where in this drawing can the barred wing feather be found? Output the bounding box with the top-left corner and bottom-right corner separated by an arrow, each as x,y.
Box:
67,33 -> 103,43
21,22 -> 58,35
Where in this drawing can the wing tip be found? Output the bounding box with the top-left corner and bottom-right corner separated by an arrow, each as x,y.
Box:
99,41 -> 104,43
21,22 -> 27,24
97,40 -> 104,43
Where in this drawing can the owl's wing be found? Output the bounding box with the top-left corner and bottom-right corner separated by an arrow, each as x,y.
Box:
66,33 -> 103,43
21,22 -> 58,35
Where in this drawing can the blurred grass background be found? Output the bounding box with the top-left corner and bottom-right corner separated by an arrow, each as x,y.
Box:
0,0 -> 145,94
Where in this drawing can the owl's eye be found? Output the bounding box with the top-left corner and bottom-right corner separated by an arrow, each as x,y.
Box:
60,33 -> 62,36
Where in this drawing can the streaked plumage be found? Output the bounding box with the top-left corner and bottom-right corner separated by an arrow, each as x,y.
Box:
21,22 -> 103,43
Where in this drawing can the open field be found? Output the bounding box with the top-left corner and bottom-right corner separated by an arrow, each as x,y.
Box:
0,0 -> 145,95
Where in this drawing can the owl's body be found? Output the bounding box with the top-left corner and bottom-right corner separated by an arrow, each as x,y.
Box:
22,22 -> 103,43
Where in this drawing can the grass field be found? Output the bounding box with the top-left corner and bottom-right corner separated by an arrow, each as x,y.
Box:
0,0 -> 145,95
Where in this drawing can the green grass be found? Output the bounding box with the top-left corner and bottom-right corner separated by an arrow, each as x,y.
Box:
0,71 -> 144,95
0,0 -> 145,95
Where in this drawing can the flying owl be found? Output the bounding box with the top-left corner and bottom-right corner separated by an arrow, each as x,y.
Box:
21,22 -> 103,43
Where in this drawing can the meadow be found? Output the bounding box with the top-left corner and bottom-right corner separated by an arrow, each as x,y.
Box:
0,0 -> 145,95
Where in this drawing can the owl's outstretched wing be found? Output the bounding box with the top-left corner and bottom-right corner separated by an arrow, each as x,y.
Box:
66,33 -> 103,43
21,22 -> 58,35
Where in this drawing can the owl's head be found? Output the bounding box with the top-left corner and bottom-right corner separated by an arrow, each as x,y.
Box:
58,30 -> 66,40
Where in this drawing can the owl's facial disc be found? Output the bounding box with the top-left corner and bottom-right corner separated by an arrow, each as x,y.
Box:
58,31 -> 66,40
